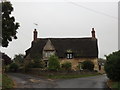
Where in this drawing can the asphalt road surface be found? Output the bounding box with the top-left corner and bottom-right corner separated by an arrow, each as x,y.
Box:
8,73 -> 108,88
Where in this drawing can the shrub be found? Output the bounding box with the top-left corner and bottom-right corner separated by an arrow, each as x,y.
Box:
81,61 -> 94,71
77,63 -> 83,70
2,74 -> 14,89
33,59 -> 45,68
4,65 -> 10,72
48,55 -> 60,71
9,63 -> 19,72
104,50 -> 120,81
26,61 -> 34,68
25,60 -> 45,68
61,61 -> 72,71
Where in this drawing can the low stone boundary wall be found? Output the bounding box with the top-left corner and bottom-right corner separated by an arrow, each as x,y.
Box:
27,68 -> 98,76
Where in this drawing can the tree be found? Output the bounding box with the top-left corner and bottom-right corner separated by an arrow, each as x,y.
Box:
2,1 -> 20,47
81,60 -> 94,71
104,50 -> 120,81
48,55 -> 60,71
61,61 -> 72,71
1,52 -> 12,65
13,54 -> 24,66
9,62 -> 19,72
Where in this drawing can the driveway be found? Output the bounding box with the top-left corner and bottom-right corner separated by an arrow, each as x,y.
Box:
8,73 -> 108,88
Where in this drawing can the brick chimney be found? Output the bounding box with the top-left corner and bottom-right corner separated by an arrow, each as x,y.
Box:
33,29 -> 37,41
91,28 -> 96,38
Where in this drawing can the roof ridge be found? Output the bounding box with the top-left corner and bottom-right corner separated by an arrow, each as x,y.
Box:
37,37 -> 94,39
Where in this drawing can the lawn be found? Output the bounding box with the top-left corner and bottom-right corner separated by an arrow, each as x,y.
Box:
2,73 -> 14,89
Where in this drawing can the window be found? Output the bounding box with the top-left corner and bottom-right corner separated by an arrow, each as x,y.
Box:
67,53 -> 73,59
44,51 -> 55,58
45,61 -> 48,67
45,52 -> 48,57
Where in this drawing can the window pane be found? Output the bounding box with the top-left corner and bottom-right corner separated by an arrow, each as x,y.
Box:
45,52 -> 47,57
67,54 -> 69,59
70,54 -> 72,59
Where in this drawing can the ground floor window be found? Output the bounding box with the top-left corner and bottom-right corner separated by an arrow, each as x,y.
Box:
44,61 -> 49,67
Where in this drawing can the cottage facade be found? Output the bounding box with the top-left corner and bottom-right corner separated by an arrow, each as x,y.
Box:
25,28 -> 99,71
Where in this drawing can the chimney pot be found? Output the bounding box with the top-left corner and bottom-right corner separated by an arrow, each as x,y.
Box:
33,29 -> 38,41
91,28 -> 96,38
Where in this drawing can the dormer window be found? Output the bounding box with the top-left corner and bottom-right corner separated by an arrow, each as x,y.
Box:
43,39 -> 55,59
66,49 -> 73,59
67,53 -> 73,59
44,51 -> 54,58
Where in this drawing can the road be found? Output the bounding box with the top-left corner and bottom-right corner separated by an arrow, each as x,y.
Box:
8,73 -> 108,88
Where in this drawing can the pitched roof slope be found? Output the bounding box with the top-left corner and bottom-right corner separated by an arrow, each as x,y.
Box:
25,38 -> 98,58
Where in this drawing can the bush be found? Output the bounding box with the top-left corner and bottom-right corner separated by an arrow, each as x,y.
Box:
81,61 -> 94,71
26,61 -> 34,68
77,63 -> 83,70
9,63 -> 19,72
61,61 -> 72,71
104,50 -> 120,81
48,55 -> 60,71
2,74 -> 14,89
33,59 -> 45,68
25,60 -> 45,68
4,65 -> 10,72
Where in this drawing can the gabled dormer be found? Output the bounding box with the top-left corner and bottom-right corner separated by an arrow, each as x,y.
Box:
43,39 -> 56,59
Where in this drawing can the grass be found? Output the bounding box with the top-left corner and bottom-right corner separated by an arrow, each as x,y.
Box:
112,81 -> 120,89
47,73 -> 101,79
0,73 -> 2,88
108,80 -> 120,90
2,73 -> 14,89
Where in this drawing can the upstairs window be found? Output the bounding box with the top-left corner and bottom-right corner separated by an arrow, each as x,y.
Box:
44,51 -> 55,58
66,49 -> 73,59
67,53 -> 73,59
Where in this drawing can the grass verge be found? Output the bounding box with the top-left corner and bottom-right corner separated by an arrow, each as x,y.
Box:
47,73 -> 101,79
2,73 -> 14,89
112,81 -> 120,89
107,80 -> 120,89
0,73 -> 2,88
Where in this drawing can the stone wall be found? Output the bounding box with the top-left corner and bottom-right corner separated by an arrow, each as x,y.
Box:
60,58 -> 99,71
25,56 -> 99,71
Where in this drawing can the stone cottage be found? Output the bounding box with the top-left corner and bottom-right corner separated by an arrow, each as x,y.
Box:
25,28 -> 99,71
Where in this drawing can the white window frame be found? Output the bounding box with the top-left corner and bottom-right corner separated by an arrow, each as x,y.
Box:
70,54 -> 72,59
67,53 -> 73,59
67,54 -> 70,59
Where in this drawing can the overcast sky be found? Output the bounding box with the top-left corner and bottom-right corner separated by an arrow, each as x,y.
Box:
1,0 -> 119,59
